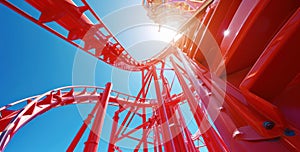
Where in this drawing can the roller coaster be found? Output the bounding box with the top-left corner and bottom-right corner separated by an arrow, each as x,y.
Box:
0,0 -> 299,151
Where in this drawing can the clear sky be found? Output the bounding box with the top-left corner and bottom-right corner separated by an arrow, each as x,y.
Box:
0,0 -> 203,151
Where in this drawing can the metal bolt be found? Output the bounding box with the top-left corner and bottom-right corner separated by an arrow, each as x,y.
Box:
219,107 -> 225,112
263,121 -> 275,130
232,129 -> 243,138
284,128 -> 295,136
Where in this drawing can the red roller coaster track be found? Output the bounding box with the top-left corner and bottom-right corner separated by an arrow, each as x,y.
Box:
0,0 -> 300,151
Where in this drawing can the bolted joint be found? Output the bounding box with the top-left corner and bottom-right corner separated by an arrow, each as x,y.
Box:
263,121 -> 275,130
284,128 -> 295,136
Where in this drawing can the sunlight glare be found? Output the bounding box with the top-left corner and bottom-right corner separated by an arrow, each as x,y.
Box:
223,29 -> 230,37
154,25 -> 178,43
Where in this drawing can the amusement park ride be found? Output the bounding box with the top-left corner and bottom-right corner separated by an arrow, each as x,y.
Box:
0,0 -> 300,151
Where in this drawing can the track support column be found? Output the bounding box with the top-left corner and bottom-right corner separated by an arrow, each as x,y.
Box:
170,57 -> 228,152
108,111 -> 120,151
152,66 -> 176,152
84,83 -> 112,152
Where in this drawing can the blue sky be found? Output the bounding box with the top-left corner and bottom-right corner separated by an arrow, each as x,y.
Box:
0,1 -> 204,151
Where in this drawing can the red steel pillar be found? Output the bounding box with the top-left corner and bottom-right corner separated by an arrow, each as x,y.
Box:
141,70 -> 149,152
108,111 -> 120,152
165,105 -> 189,152
170,57 -> 228,152
67,89 -> 108,152
84,83 -> 112,152
176,105 -> 198,152
160,72 -> 189,152
153,109 -> 163,152
152,66 -> 176,152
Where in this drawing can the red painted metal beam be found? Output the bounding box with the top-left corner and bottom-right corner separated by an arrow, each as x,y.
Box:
170,56 -> 229,152
108,111 -> 120,152
84,83 -> 112,152
152,65 -> 176,152
142,70 -> 149,152
67,91 -> 105,152
176,105 -> 198,152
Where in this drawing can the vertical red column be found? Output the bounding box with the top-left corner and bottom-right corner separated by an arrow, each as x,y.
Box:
108,111 -> 120,152
160,73 -> 188,152
84,83 -> 112,152
152,66 -> 176,152
67,89 -> 104,152
175,105 -> 198,152
153,109 -> 163,152
170,57 -> 228,152
141,70 -> 149,152
165,106 -> 188,152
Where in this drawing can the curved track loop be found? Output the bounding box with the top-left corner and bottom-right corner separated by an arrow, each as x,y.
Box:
0,0 -> 145,71
0,0 -> 212,71
0,86 -> 187,151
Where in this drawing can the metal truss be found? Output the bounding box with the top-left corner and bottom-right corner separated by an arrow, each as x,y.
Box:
1,0 -> 300,151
